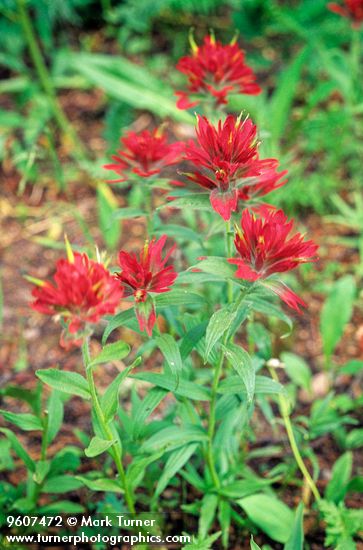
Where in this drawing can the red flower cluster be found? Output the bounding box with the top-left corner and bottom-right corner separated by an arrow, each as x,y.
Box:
31,252 -> 122,346
328,0 -> 363,27
116,236 -> 177,335
228,208 -> 318,312
104,127 -> 183,183
176,35 -> 261,109
184,115 -> 287,220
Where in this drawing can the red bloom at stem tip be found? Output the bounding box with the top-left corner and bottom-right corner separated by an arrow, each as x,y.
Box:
104,127 -> 183,183
228,208 -> 318,313
183,114 -> 287,220
31,252 -> 123,347
176,34 -> 261,109
116,236 -> 177,336
328,0 -> 363,27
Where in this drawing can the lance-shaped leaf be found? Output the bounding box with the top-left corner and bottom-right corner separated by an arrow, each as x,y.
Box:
100,365 -> 134,423
155,443 -> 198,498
156,334 -> 183,380
222,344 -> 255,402
36,369 -> 90,400
204,307 -> 237,362
90,341 -> 131,367
0,410 -> 43,432
84,436 -> 116,458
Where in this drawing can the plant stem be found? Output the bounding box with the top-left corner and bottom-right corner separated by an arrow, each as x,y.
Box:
225,220 -> 234,304
206,221 -> 237,487
82,339 -> 136,514
40,411 -> 49,461
16,0 -> 84,158
268,367 -> 321,503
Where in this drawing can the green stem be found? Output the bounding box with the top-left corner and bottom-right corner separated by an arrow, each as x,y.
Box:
16,0 -> 84,158
40,411 -> 49,461
268,367 -> 321,503
206,221 -> 237,487
82,339 -> 136,514
144,184 -> 153,235
225,220 -> 233,304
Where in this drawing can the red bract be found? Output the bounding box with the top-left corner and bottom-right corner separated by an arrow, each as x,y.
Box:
228,208 -> 318,313
31,252 -> 123,346
184,115 -> 287,220
104,127 -> 183,183
328,0 -> 363,27
116,236 -> 177,336
175,34 -> 261,109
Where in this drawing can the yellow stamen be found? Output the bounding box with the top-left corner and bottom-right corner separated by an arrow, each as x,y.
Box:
188,28 -> 198,54
209,29 -> 216,45
24,275 -> 45,287
64,234 -> 75,263
230,31 -> 239,45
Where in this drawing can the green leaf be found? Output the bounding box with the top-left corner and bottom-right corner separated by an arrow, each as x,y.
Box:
218,500 -> 232,549
132,387 -> 168,438
182,531 -> 221,550
191,256 -> 237,280
238,494 -> 294,543
155,443 -> 198,498
38,501 -> 84,514
221,344 -> 255,402
218,375 -> 283,396
0,428 -> 35,471
160,193 -> 211,210
33,460 -> 50,484
268,46 -> 309,145
204,307 -> 237,362
126,452 -> 164,491
180,321 -> 208,360
131,372 -> 210,401
47,391 -> 64,444
199,493 -> 218,539
141,425 -> 208,453
325,451 -> 353,503
42,475 -> 83,494
75,475 -> 123,493
250,536 -> 262,550
97,183 -> 121,250
281,352 -> 312,391
73,55 -> 192,124
284,502 -> 304,550
112,207 -> 146,220
155,289 -> 205,308
320,276 -> 356,361
84,436 -> 116,458
156,334 -> 183,379
103,309 -> 135,344
90,341 -> 131,367
100,366 -> 133,423
0,410 -> 43,431
36,369 -> 90,400
220,478 -> 277,499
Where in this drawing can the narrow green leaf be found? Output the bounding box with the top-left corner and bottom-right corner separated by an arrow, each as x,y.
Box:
141,425 -> 208,453
191,257 -> 237,280
0,428 -> 35,471
47,390 -> 64,443
320,276 -> 356,361
75,475 -> 123,493
0,410 -> 43,431
42,475 -> 84,494
199,493 -> 218,539
238,494 -> 294,543
155,443 -> 197,498
84,436 -> 116,458
325,451 -> 353,503
90,341 -> 131,367
36,369 -> 90,400
281,352 -> 312,391
97,183 -> 121,250
160,193 -> 211,210
204,307 -> 237,362
102,309 -> 135,344
221,344 -> 255,402
284,502 -> 304,550
111,207 -> 146,220
132,387 -> 168,438
156,334 -> 183,379
155,289 -> 205,308
100,366 -> 133,423
218,375 -> 283,396
131,372 -> 210,401
250,536 -> 262,550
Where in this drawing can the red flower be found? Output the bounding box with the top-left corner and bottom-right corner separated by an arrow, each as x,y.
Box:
176,35 -> 261,109
31,252 -> 123,346
104,127 -> 183,183
228,208 -> 318,312
116,236 -> 177,335
183,115 -> 287,220
328,0 -> 363,27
